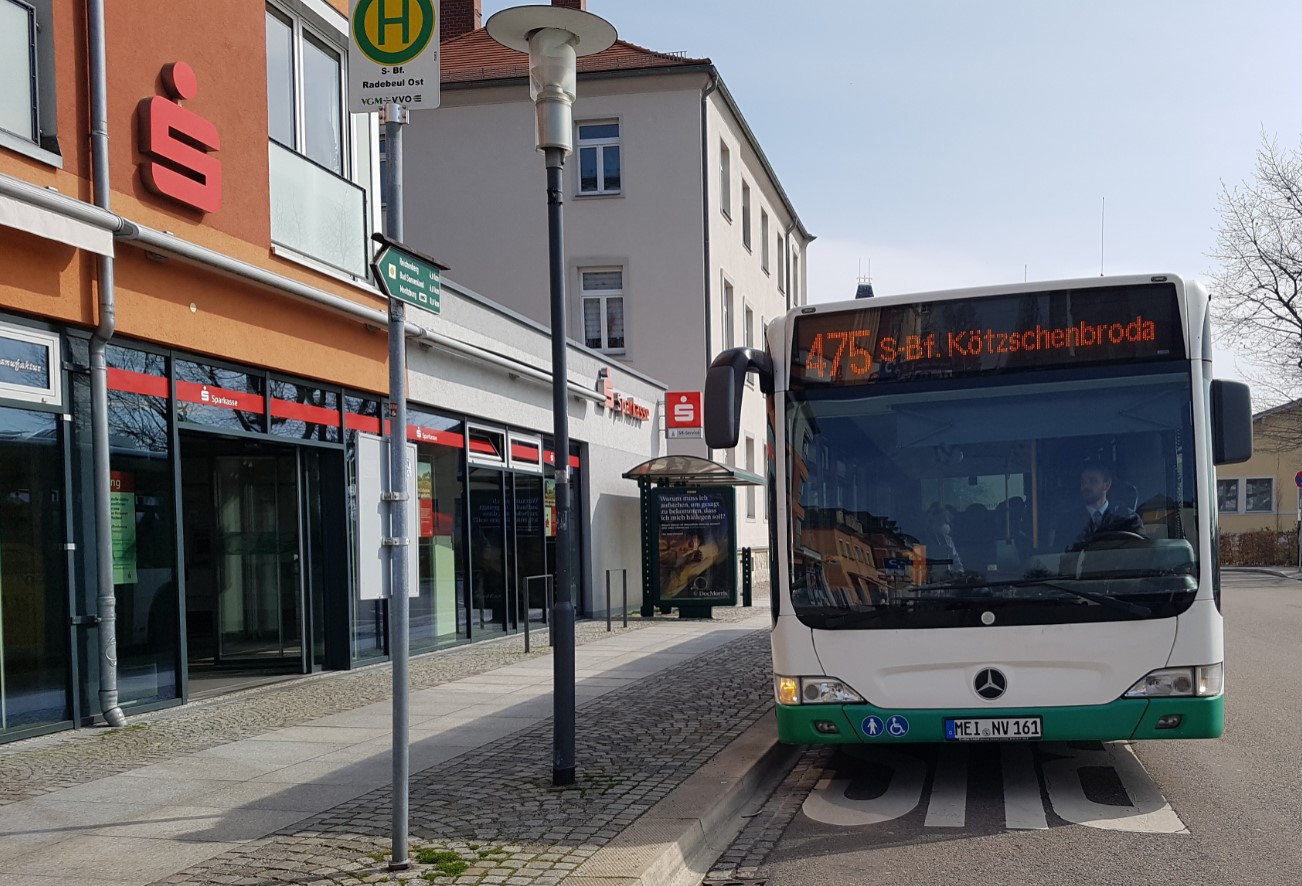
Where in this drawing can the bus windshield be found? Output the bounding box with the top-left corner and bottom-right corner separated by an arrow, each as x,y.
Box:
787,365 -> 1199,630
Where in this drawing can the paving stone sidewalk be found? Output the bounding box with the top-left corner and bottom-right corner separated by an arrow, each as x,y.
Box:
154,625 -> 774,885
0,594 -> 767,808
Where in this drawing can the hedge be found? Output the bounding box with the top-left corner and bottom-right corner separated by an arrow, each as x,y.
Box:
1219,528 -> 1299,567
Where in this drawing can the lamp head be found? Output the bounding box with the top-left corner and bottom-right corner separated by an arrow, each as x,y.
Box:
485,6 -> 617,155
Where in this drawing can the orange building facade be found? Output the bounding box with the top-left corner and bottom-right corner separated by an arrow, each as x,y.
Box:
0,0 -> 664,743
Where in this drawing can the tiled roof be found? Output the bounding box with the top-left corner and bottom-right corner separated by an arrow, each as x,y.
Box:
440,29 -> 710,84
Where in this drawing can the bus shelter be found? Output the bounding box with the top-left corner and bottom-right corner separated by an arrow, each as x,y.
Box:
623,455 -> 763,618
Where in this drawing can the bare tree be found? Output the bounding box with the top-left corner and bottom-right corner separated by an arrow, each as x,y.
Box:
1210,132 -> 1302,448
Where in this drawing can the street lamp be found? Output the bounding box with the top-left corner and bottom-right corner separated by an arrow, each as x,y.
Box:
485,6 -> 617,787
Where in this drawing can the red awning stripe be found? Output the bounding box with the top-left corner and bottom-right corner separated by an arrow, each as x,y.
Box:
408,425 -> 462,447
271,398 -> 341,426
345,412 -> 383,433
107,367 -> 168,398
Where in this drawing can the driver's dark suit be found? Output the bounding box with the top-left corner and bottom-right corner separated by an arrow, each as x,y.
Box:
1052,501 -> 1144,551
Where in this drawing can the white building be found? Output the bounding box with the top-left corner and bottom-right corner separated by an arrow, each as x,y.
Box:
402,0 -> 813,563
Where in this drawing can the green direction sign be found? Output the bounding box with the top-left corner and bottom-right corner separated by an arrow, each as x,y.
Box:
374,244 -> 441,313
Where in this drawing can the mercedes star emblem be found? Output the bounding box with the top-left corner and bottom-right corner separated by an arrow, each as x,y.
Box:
974,667 -> 1008,700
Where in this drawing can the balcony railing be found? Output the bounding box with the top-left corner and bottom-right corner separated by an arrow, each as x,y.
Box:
268,140 -> 368,278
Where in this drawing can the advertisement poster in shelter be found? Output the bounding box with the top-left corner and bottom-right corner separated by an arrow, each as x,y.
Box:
652,487 -> 736,606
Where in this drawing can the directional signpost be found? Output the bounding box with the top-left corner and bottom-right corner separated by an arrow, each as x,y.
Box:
371,235 -> 444,314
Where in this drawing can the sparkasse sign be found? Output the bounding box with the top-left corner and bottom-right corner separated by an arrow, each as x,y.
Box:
348,0 -> 441,113
665,391 -> 703,439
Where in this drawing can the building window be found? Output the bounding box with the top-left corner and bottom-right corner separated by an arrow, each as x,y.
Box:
777,239 -> 785,292
722,281 -> 734,350
577,121 -> 620,195
1216,479 -> 1240,513
761,211 -> 770,271
0,0 -> 58,160
744,304 -> 754,387
1245,478 -> 1274,512
745,436 -> 756,519
791,251 -> 800,304
266,4 -> 345,175
581,268 -> 625,354
719,142 -> 731,218
741,181 -> 751,250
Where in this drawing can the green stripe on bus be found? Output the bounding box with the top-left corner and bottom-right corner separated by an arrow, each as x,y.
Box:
775,695 -> 1224,744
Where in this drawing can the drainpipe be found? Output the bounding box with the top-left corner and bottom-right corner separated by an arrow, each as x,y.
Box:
88,0 -> 125,727
700,70 -> 718,453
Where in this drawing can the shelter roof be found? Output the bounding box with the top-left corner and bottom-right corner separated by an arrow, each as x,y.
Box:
623,455 -> 762,487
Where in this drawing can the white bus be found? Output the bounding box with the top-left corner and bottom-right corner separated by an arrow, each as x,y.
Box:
705,274 -> 1252,744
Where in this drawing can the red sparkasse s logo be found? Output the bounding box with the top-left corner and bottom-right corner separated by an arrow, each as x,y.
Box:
138,61 -> 221,213
666,392 -> 702,429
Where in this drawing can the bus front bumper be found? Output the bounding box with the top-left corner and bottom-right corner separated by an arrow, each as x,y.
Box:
775,695 -> 1224,744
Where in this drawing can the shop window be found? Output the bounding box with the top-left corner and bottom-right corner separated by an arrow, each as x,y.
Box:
413,414 -> 466,653
105,347 -> 179,708
269,377 -> 341,442
0,0 -> 59,164
509,433 -> 543,474
344,394 -> 382,436
577,120 -> 620,195
0,323 -> 60,407
581,269 -> 625,354
467,424 -> 506,465
175,360 -> 266,433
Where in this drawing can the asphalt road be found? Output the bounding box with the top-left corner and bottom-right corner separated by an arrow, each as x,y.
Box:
710,571 -> 1302,886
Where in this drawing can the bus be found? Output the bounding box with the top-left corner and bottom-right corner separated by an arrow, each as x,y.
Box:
704,273 -> 1253,744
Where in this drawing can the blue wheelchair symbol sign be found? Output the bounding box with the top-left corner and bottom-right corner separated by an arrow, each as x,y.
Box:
861,715 -> 885,738
886,715 -> 910,737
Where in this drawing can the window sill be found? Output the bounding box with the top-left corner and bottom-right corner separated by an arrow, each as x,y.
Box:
575,191 -> 623,200
0,130 -> 62,168
270,243 -> 382,298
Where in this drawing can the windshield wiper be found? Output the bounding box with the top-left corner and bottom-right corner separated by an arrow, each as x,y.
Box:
1014,580 -> 1152,617
904,577 -> 1153,617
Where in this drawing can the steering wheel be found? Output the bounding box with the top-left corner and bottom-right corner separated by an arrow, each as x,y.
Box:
1089,530 -> 1147,543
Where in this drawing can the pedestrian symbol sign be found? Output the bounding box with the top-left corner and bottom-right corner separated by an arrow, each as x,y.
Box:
862,715 -> 884,738
348,0 -> 441,113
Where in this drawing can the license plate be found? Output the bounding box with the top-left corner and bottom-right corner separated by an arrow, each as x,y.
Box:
945,716 -> 1042,741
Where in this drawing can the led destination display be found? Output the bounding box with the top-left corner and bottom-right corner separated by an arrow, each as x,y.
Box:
792,281 -> 1184,387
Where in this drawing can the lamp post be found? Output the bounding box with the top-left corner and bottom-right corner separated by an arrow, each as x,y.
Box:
485,4 -> 616,787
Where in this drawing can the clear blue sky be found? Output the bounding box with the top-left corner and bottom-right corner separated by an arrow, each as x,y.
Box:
480,1 -> 1302,382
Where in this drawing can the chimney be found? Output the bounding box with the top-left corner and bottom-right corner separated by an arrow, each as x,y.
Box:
442,0 -> 482,39
552,0 -> 588,9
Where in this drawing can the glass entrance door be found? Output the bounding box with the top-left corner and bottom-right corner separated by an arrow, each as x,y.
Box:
467,466 -> 508,637
182,435 -> 305,675
511,474 -> 548,630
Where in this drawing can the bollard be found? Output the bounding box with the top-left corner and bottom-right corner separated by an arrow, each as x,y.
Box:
605,569 -> 630,631
742,547 -> 753,607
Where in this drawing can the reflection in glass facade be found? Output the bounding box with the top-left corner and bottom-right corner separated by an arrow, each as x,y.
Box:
0,406 -> 70,736
269,378 -> 341,442
175,359 -> 265,433
107,345 -> 180,708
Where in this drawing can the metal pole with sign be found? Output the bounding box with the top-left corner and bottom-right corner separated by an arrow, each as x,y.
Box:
349,0 -> 441,872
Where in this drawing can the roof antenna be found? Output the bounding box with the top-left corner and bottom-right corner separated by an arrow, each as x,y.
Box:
1100,197 -> 1106,276
855,257 -> 875,299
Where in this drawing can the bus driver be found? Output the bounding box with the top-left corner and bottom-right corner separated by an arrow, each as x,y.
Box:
1053,463 -> 1143,551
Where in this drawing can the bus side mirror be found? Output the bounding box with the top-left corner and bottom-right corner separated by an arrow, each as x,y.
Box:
1210,379 -> 1252,465
704,347 -> 773,450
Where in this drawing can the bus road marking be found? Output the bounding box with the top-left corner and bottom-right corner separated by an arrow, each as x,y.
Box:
1002,743 -> 1048,830
801,748 -> 926,827
1042,743 -> 1187,834
801,742 -> 1185,835
923,745 -> 968,828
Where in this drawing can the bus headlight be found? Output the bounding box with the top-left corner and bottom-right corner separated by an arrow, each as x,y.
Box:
1124,663 -> 1224,698
775,675 -> 865,705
